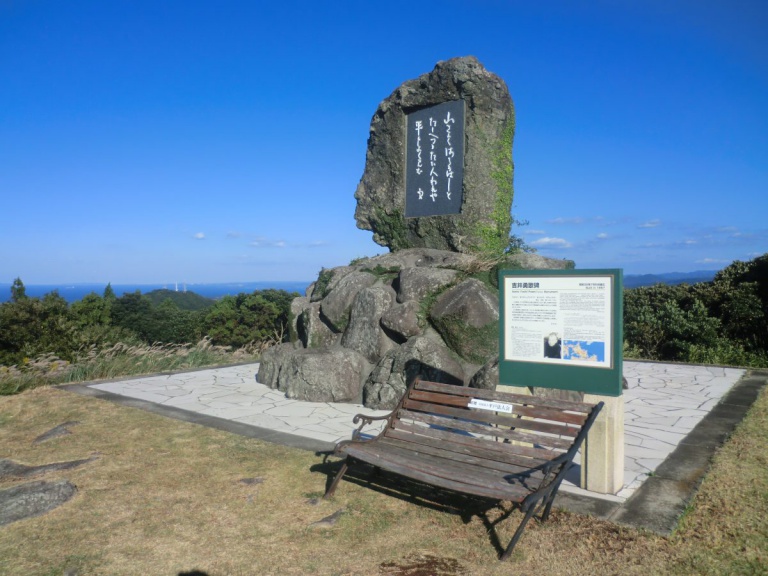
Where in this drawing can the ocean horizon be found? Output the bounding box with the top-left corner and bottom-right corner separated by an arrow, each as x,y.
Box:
0,281 -> 312,303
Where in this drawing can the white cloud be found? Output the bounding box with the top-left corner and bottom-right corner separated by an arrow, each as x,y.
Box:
696,258 -> 729,264
526,229 -> 546,235
546,217 -> 584,225
194,232 -> 205,240
638,219 -> 661,229
530,237 -> 573,249
250,237 -> 286,248
597,233 -> 608,239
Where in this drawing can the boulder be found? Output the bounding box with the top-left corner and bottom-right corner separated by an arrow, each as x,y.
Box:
257,342 -> 296,388
289,296 -> 309,343
354,56 -> 515,256
355,248 -> 476,272
396,267 -> 459,303
341,286 -> 397,363
363,336 -> 464,410
429,278 -> 499,364
278,347 -> 369,403
310,266 -> 353,302
297,302 -> 338,349
469,358 -> 499,390
501,252 -> 575,272
319,271 -> 376,332
380,300 -> 422,341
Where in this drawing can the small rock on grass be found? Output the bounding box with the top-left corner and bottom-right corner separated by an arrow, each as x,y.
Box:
310,508 -> 345,528
0,456 -> 98,481
238,477 -> 264,486
0,480 -> 77,526
33,421 -> 80,444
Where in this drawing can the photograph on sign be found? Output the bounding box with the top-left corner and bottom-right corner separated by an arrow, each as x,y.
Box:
404,100 -> 465,218
503,275 -> 613,369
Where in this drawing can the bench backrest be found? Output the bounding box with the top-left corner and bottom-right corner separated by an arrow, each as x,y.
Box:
384,379 -> 603,470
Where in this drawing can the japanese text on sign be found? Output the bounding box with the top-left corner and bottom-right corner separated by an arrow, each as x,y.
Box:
405,100 -> 465,218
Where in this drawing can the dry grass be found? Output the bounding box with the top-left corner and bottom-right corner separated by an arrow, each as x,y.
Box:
0,338 -> 262,395
0,384 -> 766,576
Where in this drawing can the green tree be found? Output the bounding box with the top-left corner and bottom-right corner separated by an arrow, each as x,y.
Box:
202,289 -> 297,348
10,277 -> 27,302
0,290 -> 77,364
110,291 -> 156,342
624,252 -> 768,366
150,298 -> 203,344
71,292 -> 111,329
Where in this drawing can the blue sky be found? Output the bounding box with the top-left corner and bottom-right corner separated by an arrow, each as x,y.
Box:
1,1 -> 766,284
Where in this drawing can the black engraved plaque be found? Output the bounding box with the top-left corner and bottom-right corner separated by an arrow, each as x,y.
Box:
404,99 -> 465,218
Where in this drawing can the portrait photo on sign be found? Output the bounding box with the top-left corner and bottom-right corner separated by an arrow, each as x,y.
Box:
543,332 -> 562,359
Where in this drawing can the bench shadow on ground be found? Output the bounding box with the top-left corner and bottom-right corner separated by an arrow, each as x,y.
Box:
312,455 -> 526,559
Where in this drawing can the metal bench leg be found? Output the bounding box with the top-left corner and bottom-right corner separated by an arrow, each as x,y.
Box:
540,491 -> 558,522
500,504 -> 537,561
324,458 -> 349,499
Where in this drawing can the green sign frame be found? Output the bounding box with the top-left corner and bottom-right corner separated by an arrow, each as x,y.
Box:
498,268 -> 623,397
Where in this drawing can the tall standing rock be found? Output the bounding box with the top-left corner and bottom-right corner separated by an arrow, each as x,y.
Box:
354,56 -> 515,256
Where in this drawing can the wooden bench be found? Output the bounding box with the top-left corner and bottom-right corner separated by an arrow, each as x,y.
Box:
324,379 -> 604,560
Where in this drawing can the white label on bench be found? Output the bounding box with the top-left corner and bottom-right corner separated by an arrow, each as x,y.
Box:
468,398 -> 514,414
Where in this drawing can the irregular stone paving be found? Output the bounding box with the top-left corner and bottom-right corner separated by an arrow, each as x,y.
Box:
91,366 -> 391,446
565,362 -> 745,501
90,361 -> 745,501
618,362 -> 744,500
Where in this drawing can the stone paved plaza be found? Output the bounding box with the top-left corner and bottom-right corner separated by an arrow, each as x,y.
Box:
87,360 -> 745,502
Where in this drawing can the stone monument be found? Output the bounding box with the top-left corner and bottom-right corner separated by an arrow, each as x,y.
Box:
354,56 -> 515,256
257,56 -> 573,409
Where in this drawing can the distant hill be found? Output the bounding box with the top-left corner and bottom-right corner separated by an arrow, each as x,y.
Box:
145,289 -> 215,311
624,270 -> 717,289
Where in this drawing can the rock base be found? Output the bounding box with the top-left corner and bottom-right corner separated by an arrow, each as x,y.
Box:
258,249 -> 572,409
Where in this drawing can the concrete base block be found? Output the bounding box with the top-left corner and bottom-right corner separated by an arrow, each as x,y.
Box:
581,393 -> 624,494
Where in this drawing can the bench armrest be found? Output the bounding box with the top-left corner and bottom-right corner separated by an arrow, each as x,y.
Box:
351,413 -> 392,440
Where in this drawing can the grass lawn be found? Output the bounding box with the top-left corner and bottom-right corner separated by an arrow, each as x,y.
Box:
0,384 -> 766,575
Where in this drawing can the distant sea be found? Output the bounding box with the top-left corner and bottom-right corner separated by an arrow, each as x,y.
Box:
0,281 -> 312,303
0,270 -> 719,304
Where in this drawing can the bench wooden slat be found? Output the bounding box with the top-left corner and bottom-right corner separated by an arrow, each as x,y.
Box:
384,427 -> 553,470
392,420 -> 564,462
378,437 -> 545,477
402,397 -> 581,438
406,389 -> 588,427
381,438 -> 548,481
343,443 -> 533,502
415,380 -> 594,413
404,393 -> 587,427
397,408 -> 574,451
345,442 -> 541,498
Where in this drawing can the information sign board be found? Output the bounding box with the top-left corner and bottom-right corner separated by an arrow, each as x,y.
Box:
498,269 -> 624,396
